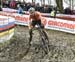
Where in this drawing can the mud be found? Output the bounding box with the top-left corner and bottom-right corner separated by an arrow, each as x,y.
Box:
0,25 -> 75,62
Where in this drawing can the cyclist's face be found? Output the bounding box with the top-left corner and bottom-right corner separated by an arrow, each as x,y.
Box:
29,11 -> 35,15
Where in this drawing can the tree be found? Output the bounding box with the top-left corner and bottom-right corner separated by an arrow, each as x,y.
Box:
56,0 -> 63,13
48,0 -> 51,5
32,0 -> 34,2
41,0 -> 45,5
64,0 -> 75,10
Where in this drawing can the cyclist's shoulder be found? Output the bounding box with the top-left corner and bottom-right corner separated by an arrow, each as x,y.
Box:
35,11 -> 41,16
35,11 -> 41,14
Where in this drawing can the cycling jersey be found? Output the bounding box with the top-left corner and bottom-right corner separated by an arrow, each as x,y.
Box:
29,11 -> 41,21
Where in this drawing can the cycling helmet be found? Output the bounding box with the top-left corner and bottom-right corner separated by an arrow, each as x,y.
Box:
28,7 -> 35,14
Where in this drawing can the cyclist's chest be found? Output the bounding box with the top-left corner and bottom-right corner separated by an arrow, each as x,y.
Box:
30,14 -> 39,20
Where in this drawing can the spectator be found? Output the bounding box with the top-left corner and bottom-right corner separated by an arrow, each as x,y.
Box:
73,10 -> 75,14
2,0 -> 6,7
50,8 -> 56,18
31,2 -> 35,7
5,0 -> 9,7
23,4 -> 28,11
63,7 -> 72,15
26,3 -> 31,11
35,3 -> 42,11
9,0 -> 16,9
16,4 -> 23,14
0,6 -> 2,11
48,7 -> 52,13
41,5 -> 49,13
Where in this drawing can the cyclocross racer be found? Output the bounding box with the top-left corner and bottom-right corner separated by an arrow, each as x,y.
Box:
28,7 -> 44,42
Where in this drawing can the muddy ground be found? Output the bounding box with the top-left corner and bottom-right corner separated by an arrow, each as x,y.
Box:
0,25 -> 75,62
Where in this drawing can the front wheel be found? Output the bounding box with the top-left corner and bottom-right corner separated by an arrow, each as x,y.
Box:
39,29 -> 50,54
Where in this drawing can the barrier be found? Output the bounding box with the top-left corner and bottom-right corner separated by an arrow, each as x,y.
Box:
0,15 -> 15,43
2,8 -> 75,21
1,8 -> 75,34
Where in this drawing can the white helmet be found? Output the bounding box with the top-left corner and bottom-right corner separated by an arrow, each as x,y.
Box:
28,7 -> 35,14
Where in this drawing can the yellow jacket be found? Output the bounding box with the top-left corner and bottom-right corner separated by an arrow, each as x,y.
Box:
50,10 -> 55,17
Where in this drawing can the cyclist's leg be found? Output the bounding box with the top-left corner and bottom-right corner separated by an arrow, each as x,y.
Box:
37,20 -> 48,40
38,20 -> 49,53
40,21 -> 49,41
36,20 -> 47,52
37,20 -> 49,42
28,20 -> 37,44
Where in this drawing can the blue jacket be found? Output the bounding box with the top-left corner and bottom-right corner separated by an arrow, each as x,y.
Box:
17,7 -> 23,14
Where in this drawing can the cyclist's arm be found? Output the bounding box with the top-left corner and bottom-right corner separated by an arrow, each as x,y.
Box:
28,16 -> 32,26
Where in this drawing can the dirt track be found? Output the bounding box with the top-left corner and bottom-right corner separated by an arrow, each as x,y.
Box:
0,25 -> 75,62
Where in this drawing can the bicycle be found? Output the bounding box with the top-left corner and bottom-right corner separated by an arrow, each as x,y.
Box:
25,24 -> 50,56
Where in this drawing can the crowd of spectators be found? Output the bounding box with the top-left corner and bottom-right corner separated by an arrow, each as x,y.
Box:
1,0 -> 56,13
0,0 -> 75,15
63,7 -> 75,15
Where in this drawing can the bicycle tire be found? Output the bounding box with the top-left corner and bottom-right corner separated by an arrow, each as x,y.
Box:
25,29 -> 41,55
25,28 -> 49,56
24,41 -> 31,55
38,29 -> 49,54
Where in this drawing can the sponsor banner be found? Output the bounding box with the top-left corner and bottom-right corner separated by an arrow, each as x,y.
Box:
2,8 -> 75,21
0,11 -> 75,34
56,14 -> 75,21
14,15 -> 75,34
14,14 -> 29,25
0,15 -> 15,31
0,12 -> 29,25
0,15 -> 15,25
0,15 -> 15,26
0,24 -> 15,31
0,15 -> 15,42
45,18 -> 75,34
2,8 -> 16,13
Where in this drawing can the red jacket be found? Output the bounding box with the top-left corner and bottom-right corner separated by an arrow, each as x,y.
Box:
9,1 -> 16,8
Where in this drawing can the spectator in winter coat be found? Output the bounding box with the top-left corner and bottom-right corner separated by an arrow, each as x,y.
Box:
0,6 -> 2,11
16,4 -> 23,14
50,8 -> 56,18
63,7 -> 72,15
9,0 -> 16,9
